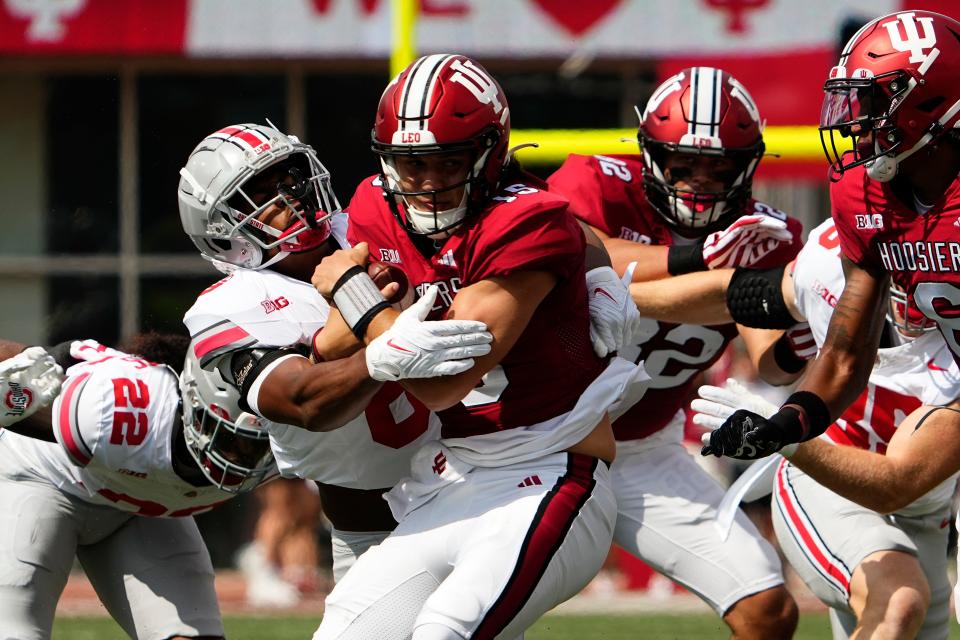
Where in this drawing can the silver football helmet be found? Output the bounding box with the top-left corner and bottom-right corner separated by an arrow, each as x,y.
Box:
179,349 -> 276,493
178,123 -> 341,271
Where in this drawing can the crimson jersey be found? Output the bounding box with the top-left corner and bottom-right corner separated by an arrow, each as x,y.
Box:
346,173 -> 605,438
548,154 -> 804,441
831,164 -> 960,366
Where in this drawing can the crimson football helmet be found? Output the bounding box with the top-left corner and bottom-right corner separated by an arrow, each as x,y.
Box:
178,123 -> 340,271
638,66 -> 765,236
821,11 -> 960,182
372,54 -> 511,236
180,350 -> 276,494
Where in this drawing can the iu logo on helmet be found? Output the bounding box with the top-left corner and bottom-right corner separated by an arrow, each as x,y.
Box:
449,59 -> 504,115
883,12 -> 938,65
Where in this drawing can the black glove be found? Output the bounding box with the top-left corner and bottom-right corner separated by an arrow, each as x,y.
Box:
700,408 -> 798,460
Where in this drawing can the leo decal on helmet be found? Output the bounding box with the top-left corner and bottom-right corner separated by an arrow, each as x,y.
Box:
820,11 -> 960,182
178,122 -> 341,271
372,54 -> 511,236
638,66 -> 765,236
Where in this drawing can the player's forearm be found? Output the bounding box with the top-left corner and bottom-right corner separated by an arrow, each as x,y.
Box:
739,326 -> 803,387
0,339 -> 27,361
606,240 -> 672,282
264,352 -> 382,432
2,408 -> 55,442
796,261 -> 888,425
312,310 -> 363,361
788,440 -> 907,513
630,269 -> 732,325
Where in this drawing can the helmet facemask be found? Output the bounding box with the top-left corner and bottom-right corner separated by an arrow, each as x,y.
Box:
179,359 -> 276,494
373,129 -> 500,237
888,282 -> 938,339
820,70 -> 911,182
218,154 -> 337,265
640,135 -> 764,237
179,124 -> 342,272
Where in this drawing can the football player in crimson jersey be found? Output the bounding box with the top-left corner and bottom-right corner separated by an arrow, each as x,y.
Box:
309,54 -> 647,640
686,218 -> 960,639
0,333 -> 277,640
546,66 -> 800,638
702,10 -> 960,472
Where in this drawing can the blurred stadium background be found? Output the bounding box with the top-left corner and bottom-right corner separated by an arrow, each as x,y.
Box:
3,0 -> 960,637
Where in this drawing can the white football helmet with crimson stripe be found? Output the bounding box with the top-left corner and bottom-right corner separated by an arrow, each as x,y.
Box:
179,348 -> 276,494
178,123 -> 341,271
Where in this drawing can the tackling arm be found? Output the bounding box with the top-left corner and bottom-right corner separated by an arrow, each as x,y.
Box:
628,268 -> 733,325
0,339 -> 27,361
788,403 -> 960,513
244,351 -> 381,433
795,258 -> 888,423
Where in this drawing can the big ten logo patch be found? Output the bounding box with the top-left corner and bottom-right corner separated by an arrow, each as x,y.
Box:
855,214 -> 884,230
379,248 -> 402,264
261,296 -> 290,314
619,227 -> 652,244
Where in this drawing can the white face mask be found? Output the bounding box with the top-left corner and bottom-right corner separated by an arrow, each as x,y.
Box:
403,190 -> 469,236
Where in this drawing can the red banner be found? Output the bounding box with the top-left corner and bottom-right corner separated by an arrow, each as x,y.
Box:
0,0 -> 186,55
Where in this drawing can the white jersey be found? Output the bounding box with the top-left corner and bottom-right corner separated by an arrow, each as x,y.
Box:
793,219 -> 960,512
182,215 -> 440,489
0,340 -> 232,517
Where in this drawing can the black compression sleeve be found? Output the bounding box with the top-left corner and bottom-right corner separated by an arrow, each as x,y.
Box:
667,241 -> 707,275
726,266 -> 795,329
44,340 -> 82,370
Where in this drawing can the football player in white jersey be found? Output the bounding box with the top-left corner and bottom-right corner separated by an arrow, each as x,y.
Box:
178,123 -> 500,581
688,218 -> 960,639
0,333 -> 276,640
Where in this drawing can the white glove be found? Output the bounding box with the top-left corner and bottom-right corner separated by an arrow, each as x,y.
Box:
0,347 -> 64,428
701,215 -> 793,270
365,285 -> 493,382
692,378 -> 797,457
586,265 -> 641,357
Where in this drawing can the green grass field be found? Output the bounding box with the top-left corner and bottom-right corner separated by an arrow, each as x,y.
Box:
50,612 -> 960,639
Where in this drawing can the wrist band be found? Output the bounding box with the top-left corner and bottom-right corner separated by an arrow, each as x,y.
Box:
773,333 -> 808,374
780,390 -> 832,442
667,241 -> 707,275
331,265 -> 390,340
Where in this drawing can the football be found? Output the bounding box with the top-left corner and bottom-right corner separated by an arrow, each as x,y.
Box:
367,260 -> 413,309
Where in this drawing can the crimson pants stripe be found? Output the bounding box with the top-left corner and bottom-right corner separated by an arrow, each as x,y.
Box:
473,453 -> 597,639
